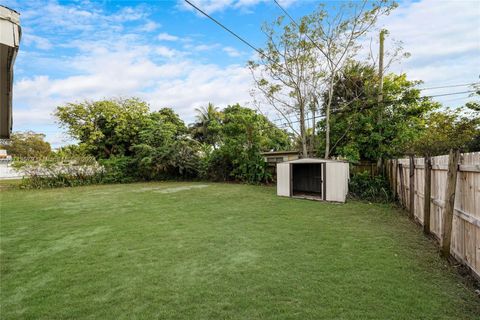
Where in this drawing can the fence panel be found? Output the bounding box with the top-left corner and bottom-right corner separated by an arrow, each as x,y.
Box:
387,152 -> 480,279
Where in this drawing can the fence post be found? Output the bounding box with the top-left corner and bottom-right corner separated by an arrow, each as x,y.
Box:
441,149 -> 460,258
409,155 -> 415,220
398,163 -> 405,208
393,159 -> 398,199
423,156 -> 432,234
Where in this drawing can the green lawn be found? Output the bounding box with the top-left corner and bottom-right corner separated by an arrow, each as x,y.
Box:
1,182 -> 479,319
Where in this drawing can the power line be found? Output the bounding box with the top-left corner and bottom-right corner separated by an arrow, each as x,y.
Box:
426,90 -> 475,98
270,90 -> 477,125
183,0 -> 262,56
418,82 -> 479,91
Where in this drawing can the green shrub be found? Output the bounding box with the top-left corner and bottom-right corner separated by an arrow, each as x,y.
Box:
348,171 -> 392,203
99,156 -> 137,183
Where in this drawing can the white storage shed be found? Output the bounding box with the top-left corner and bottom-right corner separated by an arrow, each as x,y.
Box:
277,158 -> 349,203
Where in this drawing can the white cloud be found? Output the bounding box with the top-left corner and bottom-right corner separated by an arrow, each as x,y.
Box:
223,46 -> 242,57
12,40 -> 252,135
377,0 -> 480,106
140,20 -> 160,32
179,0 -> 299,14
23,34 -> 52,50
191,43 -> 220,51
155,46 -> 183,58
157,32 -> 179,41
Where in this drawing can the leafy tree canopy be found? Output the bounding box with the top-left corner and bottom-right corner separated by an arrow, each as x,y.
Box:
317,61 -> 439,161
55,98 -> 150,159
411,107 -> 479,156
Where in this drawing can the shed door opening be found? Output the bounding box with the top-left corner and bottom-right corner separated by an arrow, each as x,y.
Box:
291,163 -> 322,199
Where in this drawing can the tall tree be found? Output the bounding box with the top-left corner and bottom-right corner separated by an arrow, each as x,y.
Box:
249,16 -> 319,157
55,98 -> 150,159
318,62 -> 438,161
411,107 -> 480,156
189,103 -> 222,147
250,0 -> 396,158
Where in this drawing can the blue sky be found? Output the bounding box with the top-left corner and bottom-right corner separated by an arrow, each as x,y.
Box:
2,0 -> 480,147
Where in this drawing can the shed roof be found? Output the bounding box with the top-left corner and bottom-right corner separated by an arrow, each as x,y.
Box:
283,158 -> 349,164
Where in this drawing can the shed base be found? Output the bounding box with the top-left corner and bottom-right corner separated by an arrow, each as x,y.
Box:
292,191 -> 322,201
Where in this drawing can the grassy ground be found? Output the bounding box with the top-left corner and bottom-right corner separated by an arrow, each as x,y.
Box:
1,182 -> 479,319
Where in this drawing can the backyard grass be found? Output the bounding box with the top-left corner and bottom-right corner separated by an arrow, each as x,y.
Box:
1,182 -> 479,319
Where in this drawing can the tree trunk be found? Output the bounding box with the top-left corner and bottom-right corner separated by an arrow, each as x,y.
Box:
310,102 -> 316,157
324,77 -> 334,159
299,102 -> 308,158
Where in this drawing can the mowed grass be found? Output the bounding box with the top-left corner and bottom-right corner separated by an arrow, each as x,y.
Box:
1,182 -> 479,319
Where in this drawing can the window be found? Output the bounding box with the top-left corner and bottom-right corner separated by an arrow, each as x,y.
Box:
267,157 -> 284,163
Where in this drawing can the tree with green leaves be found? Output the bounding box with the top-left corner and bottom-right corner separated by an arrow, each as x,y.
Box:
250,0 -> 397,158
318,61 -> 438,161
131,108 -> 200,179
411,107 -> 479,156
55,98 -> 150,159
189,103 -> 222,147
0,131 -> 51,158
205,104 -> 291,183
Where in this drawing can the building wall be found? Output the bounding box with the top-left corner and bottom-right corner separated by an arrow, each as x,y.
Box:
0,161 -> 22,179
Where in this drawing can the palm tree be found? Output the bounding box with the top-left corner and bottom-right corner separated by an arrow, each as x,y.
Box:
191,103 -> 221,146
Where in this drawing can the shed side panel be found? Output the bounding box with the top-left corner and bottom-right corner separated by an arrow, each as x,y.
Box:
325,162 -> 348,202
277,162 -> 290,197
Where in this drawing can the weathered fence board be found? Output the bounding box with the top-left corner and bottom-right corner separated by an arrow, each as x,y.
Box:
387,152 -> 480,278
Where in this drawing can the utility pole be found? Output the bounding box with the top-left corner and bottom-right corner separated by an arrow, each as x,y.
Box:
377,29 -> 386,172
378,29 -> 385,104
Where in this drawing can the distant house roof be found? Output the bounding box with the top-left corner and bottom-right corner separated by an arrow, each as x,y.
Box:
261,150 -> 299,156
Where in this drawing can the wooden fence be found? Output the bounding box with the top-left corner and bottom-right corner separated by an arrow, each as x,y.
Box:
350,161 -> 379,177
386,152 -> 480,278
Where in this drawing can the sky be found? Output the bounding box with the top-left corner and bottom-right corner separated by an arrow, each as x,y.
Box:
2,0 -> 480,147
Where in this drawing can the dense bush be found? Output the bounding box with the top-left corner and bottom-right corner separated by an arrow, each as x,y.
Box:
348,171 -> 393,203
99,156 -> 137,183
14,99 -> 293,189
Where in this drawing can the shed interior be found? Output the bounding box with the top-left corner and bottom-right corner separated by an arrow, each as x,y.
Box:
292,163 -> 323,200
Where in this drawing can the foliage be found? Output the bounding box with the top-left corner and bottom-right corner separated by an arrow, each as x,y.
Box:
17,156 -> 103,189
207,104 -> 289,183
52,144 -> 87,159
348,171 -> 392,203
55,98 -> 150,159
250,1 -> 398,157
411,107 -> 479,155
132,138 -> 201,180
317,62 -> 438,161
189,103 -> 223,147
53,98 -> 291,186
99,156 -> 137,184
132,108 -> 200,180
0,131 -> 51,158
